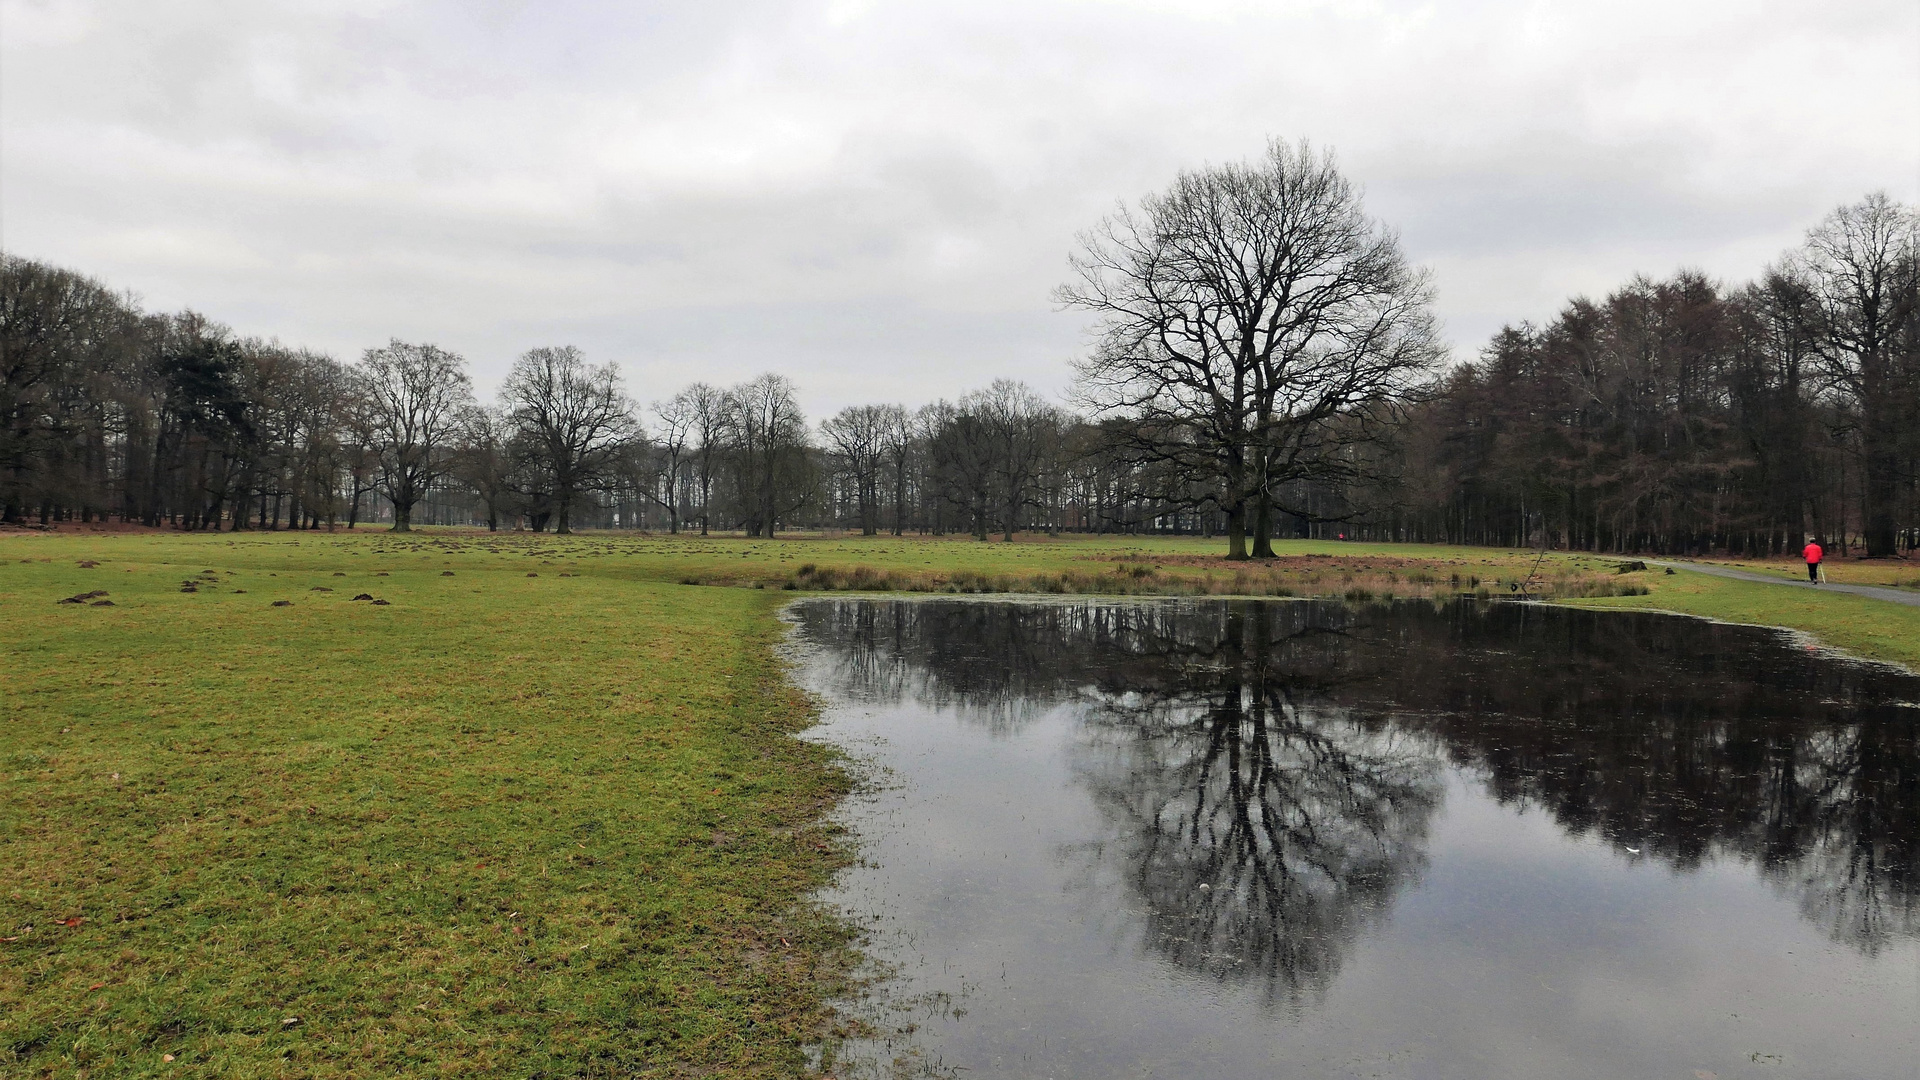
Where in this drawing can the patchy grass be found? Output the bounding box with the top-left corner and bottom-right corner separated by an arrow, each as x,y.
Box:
1,532 -> 853,1078
667,536 -> 1650,601
760,557 -> 1647,601
4,526 -> 1914,1078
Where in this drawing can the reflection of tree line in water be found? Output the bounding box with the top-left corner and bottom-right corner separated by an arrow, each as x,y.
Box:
796,598 -> 1920,1001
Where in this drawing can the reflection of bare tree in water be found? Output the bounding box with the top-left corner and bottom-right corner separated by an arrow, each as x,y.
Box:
796,599 -> 1442,1002
792,597 -> 1920,963
1076,607 -> 1438,1004
794,599 -> 1098,732
1755,722 -> 1919,952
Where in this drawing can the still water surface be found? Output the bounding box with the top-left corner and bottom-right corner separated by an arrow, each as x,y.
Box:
789,598 -> 1920,1079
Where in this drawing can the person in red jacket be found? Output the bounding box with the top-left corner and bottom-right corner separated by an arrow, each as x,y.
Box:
1803,539 -> 1823,583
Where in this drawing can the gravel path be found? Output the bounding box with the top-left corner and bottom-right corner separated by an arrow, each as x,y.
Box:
1646,559 -> 1920,608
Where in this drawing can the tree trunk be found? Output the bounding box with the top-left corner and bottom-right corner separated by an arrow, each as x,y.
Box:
1863,415 -> 1899,556
759,465 -> 778,538
1225,498 -> 1248,560
893,459 -> 907,535
1251,491 -> 1275,558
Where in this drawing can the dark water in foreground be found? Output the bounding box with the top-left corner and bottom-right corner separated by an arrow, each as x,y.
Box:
789,598 -> 1920,1080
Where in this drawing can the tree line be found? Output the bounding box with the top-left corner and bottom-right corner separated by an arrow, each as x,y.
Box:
4,140 -> 1914,554
0,267 -> 1161,538
1057,141 -> 1919,558
1377,194 -> 1920,556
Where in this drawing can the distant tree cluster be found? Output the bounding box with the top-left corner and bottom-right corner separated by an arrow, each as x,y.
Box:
1371,194 -> 1920,556
1059,142 -> 1920,557
0,262 -> 1115,536
0,254 -> 1204,536
4,144 -> 1913,554
0,262 -> 359,531
643,376 -> 1151,540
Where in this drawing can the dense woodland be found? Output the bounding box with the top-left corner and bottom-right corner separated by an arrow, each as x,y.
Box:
1388,216 -> 1920,556
2,157 -> 1915,555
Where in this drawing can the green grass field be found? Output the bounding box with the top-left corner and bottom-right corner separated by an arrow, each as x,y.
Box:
4,527 -> 1915,1078
3,530 -> 856,1078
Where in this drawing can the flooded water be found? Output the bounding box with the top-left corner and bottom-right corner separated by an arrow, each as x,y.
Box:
788,598 -> 1920,1080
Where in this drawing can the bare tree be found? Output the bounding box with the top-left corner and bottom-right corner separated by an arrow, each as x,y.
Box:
913,401 -> 958,535
878,404 -> 913,534
967,379 -> 1063,541
0,256 -> 132,523
676,382 -> 728,535
357,340 -> 473,532
1792,193 -> 1919,557
499,346 -> 636,534
725,374 -> 812,536
822,404 -> 896,535
289,346 -> 350,528
337,380 -> 381,529
1060,139 -> 1441,558
925,399 -> 997,540
454,406 -> 516,530
648,393 -> 695,533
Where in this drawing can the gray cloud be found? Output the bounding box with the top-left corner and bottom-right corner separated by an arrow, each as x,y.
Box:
3,0 -> 1915,417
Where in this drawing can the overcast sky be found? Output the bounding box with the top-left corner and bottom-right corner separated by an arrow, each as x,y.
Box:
4,0 -> 1916,418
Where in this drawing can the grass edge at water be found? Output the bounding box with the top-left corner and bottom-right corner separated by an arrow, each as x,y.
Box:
4,528 -> 1915,1078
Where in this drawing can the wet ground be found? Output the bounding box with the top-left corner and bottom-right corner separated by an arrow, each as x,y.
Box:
789,598 -> 1920,1080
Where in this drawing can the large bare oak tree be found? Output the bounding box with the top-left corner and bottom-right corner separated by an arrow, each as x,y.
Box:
500,346 -> 635,534
822,404 -> 899,535
724,373 -> 811,537
1060,139 -> 1440,558
358,340 -> 472,531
